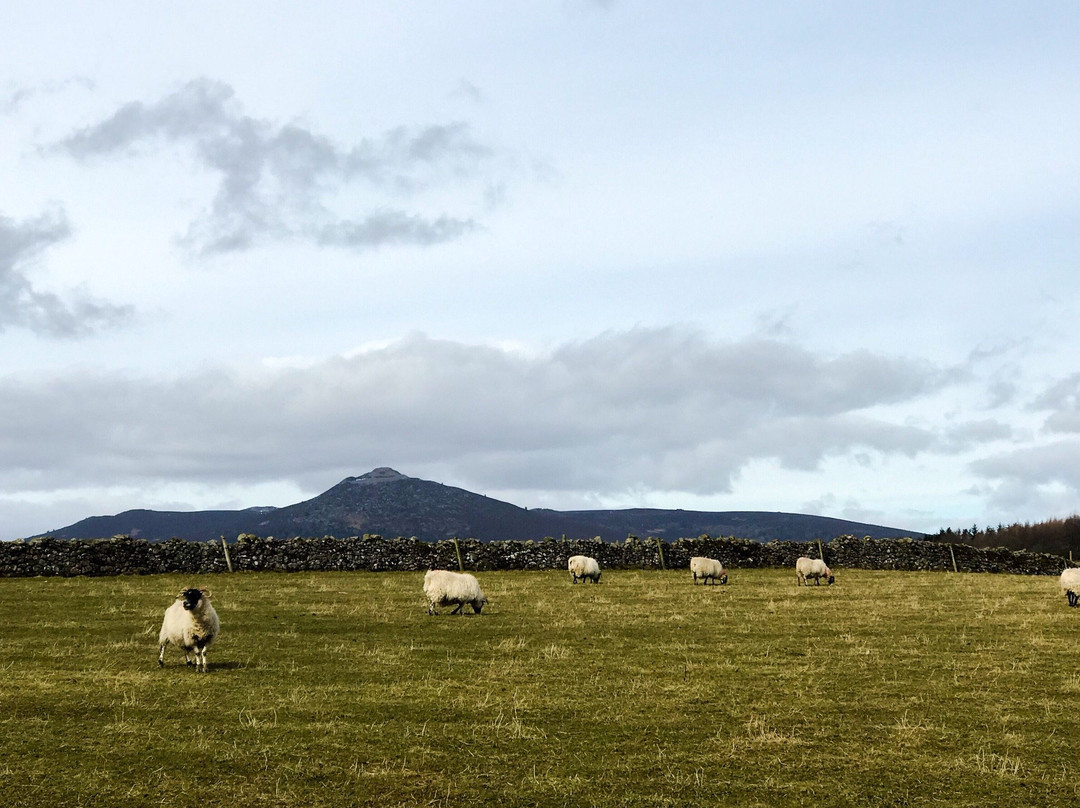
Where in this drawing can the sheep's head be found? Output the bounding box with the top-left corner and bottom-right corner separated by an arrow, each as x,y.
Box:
472,596 -> 488,614
827,573 -> 835,585
179,588 -> 206,611
720,572 -> 728,585
1068,590 -> 1079,608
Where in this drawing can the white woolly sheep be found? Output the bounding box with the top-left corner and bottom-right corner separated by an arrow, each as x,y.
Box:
795,556 -> 834,586
158,588 -> 219,672
690,556 -> 727,585
424,570 -> 487,615
568,555 -> 601,584
1060,568 -> 1080,607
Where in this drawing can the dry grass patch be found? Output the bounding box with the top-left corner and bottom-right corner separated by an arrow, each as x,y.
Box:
1,568 -> 1078,806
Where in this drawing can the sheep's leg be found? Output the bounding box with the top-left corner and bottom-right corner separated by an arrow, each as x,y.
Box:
451,603 -> 463,615
194,645 -> 206,672
183,647 -> 195,666
157,643 -> 167,667
427,601 -> 438,616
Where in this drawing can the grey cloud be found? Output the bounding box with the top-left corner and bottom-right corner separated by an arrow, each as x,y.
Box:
970,440 -> 1080,516
0,209 -> 133,337
452,80 -> 484,104
1,328 -> 953,497
1031,374 -> 1080,434
314,212 -> 477,248
971,441 -> 1080,487
943,419 -> 1013,450
54,79 -> 494,255
2,77 -> 95,115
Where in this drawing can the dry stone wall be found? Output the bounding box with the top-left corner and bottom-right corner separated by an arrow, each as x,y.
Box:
0,534 -> 1066,578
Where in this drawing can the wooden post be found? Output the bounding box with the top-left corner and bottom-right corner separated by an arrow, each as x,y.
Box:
655,538 -> 666,571
949,545 -> 958,573
817,539 -> 824,562
221,535 -> 234,573
452,538 -> 464,572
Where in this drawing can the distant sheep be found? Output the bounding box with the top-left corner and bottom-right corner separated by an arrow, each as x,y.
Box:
796,556 -> 834,586
424,570 -> 487,615
158,588 -> 219,672
1060,568 -> 1080,607
568,555 -> 601,584
690,556 -> 727,585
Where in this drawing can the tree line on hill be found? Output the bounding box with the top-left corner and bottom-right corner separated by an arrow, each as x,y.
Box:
935,515 -> 1080,559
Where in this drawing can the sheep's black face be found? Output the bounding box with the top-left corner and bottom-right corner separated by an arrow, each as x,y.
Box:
1068,590 -> 1079,608
181,589 -> 203,610
827,575 -> 835,585
720,573 -> 728,585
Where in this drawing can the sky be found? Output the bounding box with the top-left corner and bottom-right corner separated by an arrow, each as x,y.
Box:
2,1 -> 1079,540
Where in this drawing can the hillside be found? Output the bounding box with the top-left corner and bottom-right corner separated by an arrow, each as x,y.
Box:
31,467 -> 922,542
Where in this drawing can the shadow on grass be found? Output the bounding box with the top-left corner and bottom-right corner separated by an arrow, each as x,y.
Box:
211,660 -> 248,670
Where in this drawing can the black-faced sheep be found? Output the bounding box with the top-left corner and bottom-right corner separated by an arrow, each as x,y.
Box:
795,556 -> 834,586
568,555 -> 601,584
1059,568 -> 1080,607
424,570 -> 487,615
158,588 -> 219,672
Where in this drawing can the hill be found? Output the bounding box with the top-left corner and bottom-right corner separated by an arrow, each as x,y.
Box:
31,467 -> 922,542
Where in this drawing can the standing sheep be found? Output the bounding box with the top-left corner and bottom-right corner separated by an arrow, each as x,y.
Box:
158,588 -> 219,672
424,570 -> 487,615
1059,568 -> 1080,607
690,556 -> 727,585
795,556 -> 834,586
568,555 -> 601,584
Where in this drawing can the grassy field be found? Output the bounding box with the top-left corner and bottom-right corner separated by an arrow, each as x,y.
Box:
1,568 -> 1077,807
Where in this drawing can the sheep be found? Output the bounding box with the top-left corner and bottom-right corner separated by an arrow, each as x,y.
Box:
690,556 -> 727,585
796,556 -> 834,586
568,555 -> 601,584
158,588 -> 219,672
424,570 -> 487,615
1059,568 -> 1080,607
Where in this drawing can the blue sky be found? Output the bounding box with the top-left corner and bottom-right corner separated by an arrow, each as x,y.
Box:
2,1 -> 1079,539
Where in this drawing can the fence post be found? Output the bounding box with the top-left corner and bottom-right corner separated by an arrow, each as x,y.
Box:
221,535 -> 234,573
452,537 -> 464,572
655,538 -> 666,571
817,539 -> 824,562
949,545 -> 958,573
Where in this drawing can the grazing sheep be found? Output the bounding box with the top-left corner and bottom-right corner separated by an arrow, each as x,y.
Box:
158,588 -> 219,672
795,556 -> 834,586
568,555 -> 601,584
690,556 -> 727,585
424,570 -> 487,615
1059,568 -> 1080,607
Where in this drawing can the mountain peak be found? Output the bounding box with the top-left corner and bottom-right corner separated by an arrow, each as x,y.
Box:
351,467 -> 410,484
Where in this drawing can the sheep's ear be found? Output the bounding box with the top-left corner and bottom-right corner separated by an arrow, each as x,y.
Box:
176,591 -> 186,599
201,589 -> 212,599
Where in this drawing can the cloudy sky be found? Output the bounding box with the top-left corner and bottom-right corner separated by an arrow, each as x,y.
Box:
3,2 -> 1079,540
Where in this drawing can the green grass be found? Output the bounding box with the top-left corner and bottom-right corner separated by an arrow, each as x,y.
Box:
1,569 -> 1078,807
